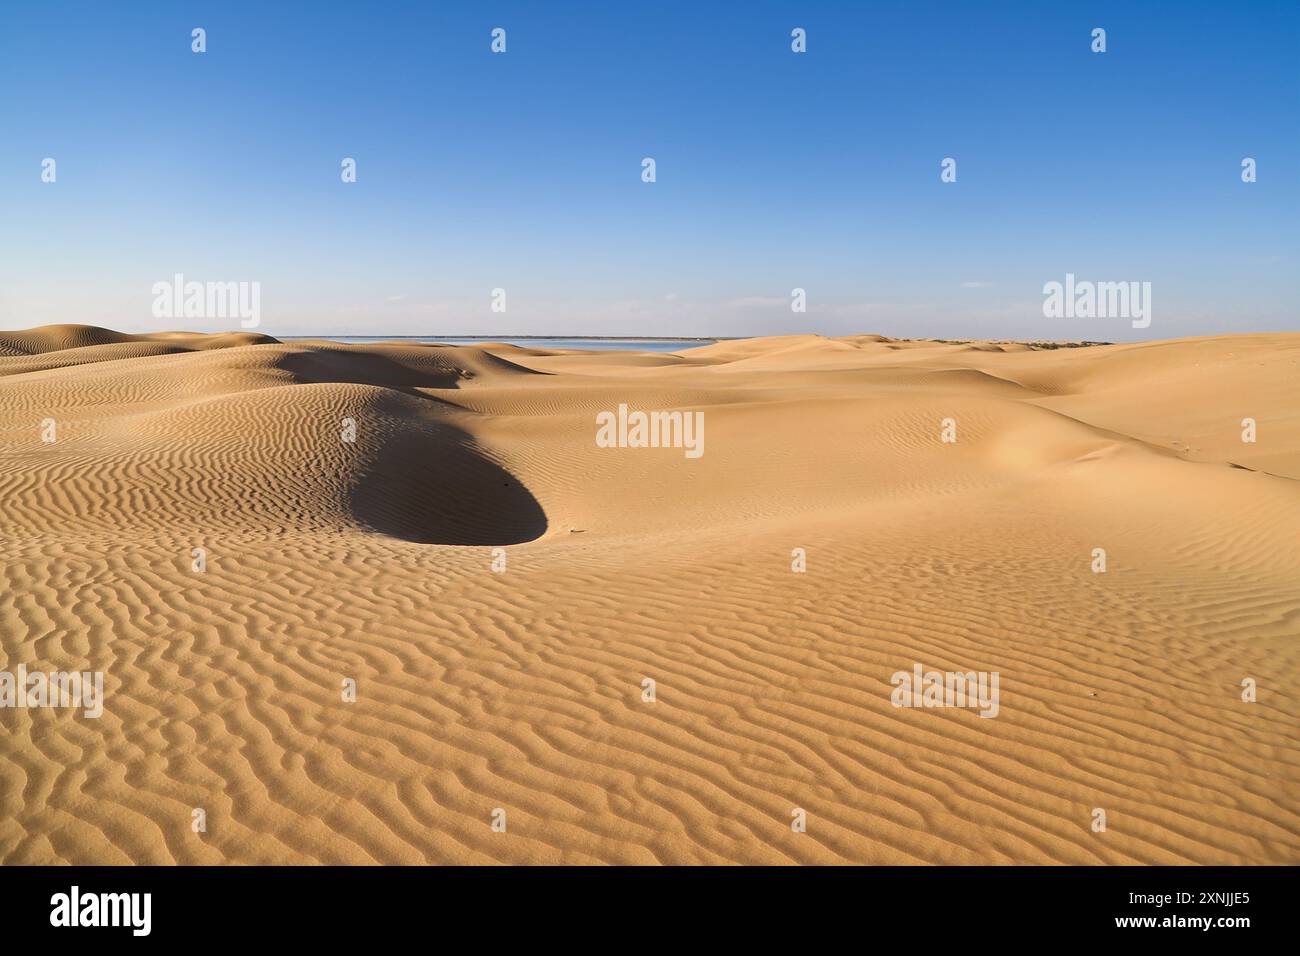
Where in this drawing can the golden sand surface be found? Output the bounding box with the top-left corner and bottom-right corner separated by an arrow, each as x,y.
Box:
1,325 -> 1296,864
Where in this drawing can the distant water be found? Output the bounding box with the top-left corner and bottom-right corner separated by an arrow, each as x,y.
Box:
283,336 -> 716,353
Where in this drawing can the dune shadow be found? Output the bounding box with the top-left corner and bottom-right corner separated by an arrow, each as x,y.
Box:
276,342 -> 550,393
343,414 -> 547,546
278,347 -> 472,391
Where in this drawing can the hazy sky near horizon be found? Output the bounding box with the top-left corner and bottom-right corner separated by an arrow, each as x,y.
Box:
1,0 -> 1296,341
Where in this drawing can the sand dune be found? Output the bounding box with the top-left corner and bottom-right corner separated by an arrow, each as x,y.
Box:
1,327 -> 1297,864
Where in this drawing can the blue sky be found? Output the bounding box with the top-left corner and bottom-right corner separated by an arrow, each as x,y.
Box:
1,0 -> 1296,340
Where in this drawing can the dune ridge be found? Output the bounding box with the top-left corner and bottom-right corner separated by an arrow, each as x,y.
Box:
1,327 -> 1297,864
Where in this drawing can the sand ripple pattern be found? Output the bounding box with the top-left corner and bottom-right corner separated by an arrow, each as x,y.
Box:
1,328 -> 1297,864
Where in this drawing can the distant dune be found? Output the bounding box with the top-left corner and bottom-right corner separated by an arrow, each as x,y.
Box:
1,326 -> 1297,864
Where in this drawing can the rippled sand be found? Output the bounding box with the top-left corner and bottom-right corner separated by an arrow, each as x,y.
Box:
1,325 -> 1296,864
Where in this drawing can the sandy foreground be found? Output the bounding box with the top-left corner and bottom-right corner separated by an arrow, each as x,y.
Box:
0,324 -> 1296,865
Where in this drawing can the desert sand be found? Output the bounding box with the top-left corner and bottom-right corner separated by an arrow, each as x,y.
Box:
0,325 -> 1297,864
